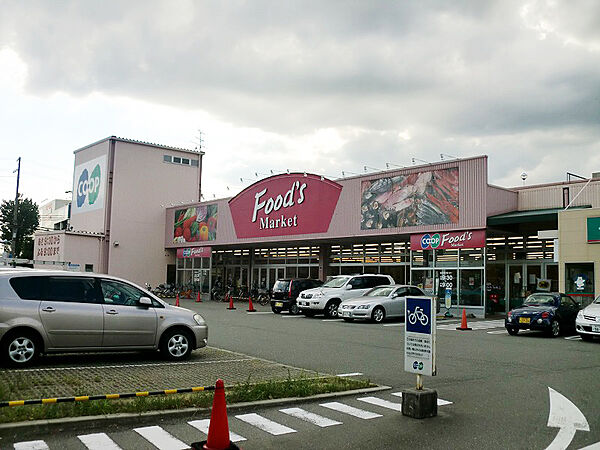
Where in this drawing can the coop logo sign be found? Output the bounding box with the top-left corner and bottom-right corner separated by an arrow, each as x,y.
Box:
72,155 -> 106,214
411,230 -> 486,250
229,173 -> 342,239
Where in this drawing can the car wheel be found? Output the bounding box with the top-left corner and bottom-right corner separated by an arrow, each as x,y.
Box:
371,306 -> 385,323
580,333 -> 593,342
289,303 -> 300,315
161,329 -> 193,360
3,331 -> 40,367
272,307 -> 282,314
506,327 -> 519,336
343,318 -> 354,323
549,320 -> 560,338
325,301 -> 340,318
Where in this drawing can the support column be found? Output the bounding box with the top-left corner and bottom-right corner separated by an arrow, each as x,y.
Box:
319,245 -> 330,281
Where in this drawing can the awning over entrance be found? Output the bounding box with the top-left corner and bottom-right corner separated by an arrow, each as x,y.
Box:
487,206 -> 591,226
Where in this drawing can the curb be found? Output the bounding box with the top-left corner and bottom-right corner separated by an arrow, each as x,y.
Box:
0,385 -> 391,436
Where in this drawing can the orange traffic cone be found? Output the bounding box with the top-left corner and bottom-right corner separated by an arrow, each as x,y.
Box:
247,296 -> 256,312
191,379 -> 239,450
196,291 -> 202,303
456,308 -> 472,331
227,294 -> 236,310
175,293 -> 180,307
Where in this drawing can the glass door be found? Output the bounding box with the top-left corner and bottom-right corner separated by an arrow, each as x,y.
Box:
508,265 -> 525,311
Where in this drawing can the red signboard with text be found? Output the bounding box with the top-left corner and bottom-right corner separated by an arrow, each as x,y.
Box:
176,247 -> 212,258
410,230 -> 486,250
229,174 -> 342,239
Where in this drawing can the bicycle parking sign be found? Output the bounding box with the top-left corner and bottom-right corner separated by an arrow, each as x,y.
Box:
405,297 -> 436,377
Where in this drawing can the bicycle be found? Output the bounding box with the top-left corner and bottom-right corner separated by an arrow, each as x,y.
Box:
408,306 -> 429,326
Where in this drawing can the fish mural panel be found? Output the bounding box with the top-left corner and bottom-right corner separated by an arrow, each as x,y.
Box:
360,168 -> 459,229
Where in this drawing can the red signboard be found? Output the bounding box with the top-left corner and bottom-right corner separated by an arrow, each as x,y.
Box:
229,173 -> 342,239
176,247 -> 212,258
410,230 -> 486,250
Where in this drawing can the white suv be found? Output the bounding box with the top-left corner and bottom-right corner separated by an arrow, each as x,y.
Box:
297,274 -> 395,318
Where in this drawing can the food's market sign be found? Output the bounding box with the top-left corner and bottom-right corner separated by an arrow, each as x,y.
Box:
410,229 -> 486,250
176,247 -> 212,258
229,174 -> 342,238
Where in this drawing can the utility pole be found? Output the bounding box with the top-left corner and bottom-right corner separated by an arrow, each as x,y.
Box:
11,157 -> 21,266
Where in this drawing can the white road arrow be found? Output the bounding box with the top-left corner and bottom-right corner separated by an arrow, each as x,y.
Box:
545,387 -> 590,450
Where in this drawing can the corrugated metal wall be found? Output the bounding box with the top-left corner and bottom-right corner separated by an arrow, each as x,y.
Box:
518,181 -> 600,210
165,155 -> 489,248
487,185 -> 518,216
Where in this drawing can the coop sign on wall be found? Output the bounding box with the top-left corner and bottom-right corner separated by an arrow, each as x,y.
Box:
72,155 -> 107,215
229,174 -> 342,238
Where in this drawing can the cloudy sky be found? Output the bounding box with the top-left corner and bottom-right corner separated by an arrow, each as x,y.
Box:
1,0 -> 599,215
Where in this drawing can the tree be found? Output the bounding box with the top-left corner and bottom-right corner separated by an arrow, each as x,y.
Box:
0,196 -> 39,259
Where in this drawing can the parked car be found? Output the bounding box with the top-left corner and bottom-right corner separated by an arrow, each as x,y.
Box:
0,270 -> 208,366
339,285 -> 426,323
297,274 -> 395,318
271,278 -> 323,314
505,292 -> 579,337
576,294 -> 600,341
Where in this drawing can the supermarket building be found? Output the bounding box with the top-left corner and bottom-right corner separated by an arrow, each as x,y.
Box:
33,139 -> 600,317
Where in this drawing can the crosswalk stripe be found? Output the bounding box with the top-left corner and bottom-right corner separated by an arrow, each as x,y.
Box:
133,425 -> 189,450
235,413 -> 297,435
14,442 -> 49,450
78,433 -> 122,450
280,407 -> 342,427
188,419 -> 247,442
391,392 -> 453,406
320,401 -> 382,419
357,396 -> 402,411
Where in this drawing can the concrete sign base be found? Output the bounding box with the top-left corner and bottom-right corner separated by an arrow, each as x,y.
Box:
401,388 -> 438,419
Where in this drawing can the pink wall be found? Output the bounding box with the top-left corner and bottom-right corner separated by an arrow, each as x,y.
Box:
487,185 -> 518,216
166,156 -> 489,249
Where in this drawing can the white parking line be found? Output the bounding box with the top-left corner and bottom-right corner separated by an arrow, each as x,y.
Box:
188,419 -> 246,442
383,323 -> 405,327
391,392 -> 453,406
14,441 -> 49,450
280,407 -> 342,427
564,335 -> 582,341
320,402 -> 382,419
281,315 -> 305,318
236,413 -> 297,435
357,396 -> 402,411
246,311 -> 274,315
133,426 -> 189,450
487,330 -> 508,335
78,433 -> 122,450
336,372 -> 364,377
322,319 -> 343,322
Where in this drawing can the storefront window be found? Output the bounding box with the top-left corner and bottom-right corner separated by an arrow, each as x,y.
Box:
380,266 -> 407,284
547,264 -> 558,292
412,270 -> 434,295
460,269 -> 483,306
412,250 -> 433,268
486,264 -> 505,313
435,249 -> 458,267
460,248 -> 484,267
565,263 -> 595,307
435,269 -> 457,306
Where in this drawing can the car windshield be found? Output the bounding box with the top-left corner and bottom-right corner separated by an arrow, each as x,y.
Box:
272,280 -> 291,292
365,286 -> 395,297
522,294 -> 556,306
322,276 -> 350,288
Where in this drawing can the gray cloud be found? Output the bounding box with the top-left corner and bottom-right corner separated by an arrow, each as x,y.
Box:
1,0 -> 599,186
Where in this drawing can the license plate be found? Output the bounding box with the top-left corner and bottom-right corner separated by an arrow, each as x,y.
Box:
275,302 -> 283,307
592,325 -> 600,332
519,317 -> 530,324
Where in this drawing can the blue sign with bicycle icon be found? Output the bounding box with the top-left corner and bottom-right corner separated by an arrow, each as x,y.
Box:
406,297 -> 432,334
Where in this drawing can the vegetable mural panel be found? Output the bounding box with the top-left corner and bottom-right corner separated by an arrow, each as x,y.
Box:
173,204 -> 218,243
361,168 -> 459,229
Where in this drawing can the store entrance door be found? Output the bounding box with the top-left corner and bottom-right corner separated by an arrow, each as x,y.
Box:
268,266 -> 286,291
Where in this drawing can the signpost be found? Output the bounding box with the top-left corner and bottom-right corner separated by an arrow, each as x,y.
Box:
402,296 -> 438,418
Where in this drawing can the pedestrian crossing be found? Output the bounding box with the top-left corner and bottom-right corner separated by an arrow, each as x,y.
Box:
437,319 -> 506,331
11,391 -> 453,449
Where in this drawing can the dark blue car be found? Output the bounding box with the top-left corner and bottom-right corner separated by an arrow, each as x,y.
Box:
505,293 -> 580,337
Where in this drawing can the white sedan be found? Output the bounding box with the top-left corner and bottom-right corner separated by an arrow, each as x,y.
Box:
576,295 -> 600,341
338,285 -> 425,323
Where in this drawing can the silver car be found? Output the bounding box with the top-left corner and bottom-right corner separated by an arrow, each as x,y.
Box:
0,270 -> 208,366
338,285 -> 425,323
576,295 -> 600,341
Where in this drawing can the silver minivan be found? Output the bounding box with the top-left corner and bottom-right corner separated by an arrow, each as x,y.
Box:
0,270 -> 208,366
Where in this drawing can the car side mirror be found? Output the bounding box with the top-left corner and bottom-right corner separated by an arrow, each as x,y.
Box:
139,297 -> 152,306
345,284 -> 353,290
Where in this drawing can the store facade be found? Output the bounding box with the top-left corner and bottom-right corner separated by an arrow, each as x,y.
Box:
165,156 -> 520,317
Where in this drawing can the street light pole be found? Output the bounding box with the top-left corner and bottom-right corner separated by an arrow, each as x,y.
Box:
11,157 -> 21,266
